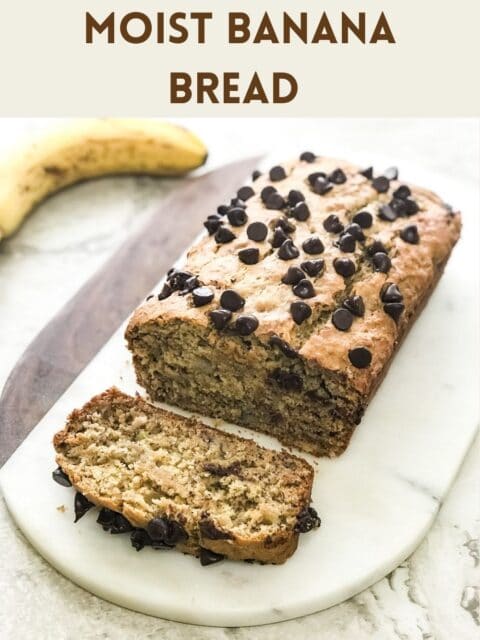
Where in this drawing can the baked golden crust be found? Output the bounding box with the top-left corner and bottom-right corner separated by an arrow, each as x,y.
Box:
126,155 -> 461,453
54,388 -> 315,564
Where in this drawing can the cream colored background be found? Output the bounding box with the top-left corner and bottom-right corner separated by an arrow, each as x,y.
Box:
0,1 -> 479,115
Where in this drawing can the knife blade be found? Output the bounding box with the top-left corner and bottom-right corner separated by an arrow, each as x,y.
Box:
0,155 -> 263,465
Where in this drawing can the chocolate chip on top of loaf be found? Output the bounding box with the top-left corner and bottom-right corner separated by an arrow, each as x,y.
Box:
127,154 -> 461,457
53,388 -> 317,565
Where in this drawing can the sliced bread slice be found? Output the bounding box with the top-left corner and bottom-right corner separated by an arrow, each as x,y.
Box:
53,388 -> 319,564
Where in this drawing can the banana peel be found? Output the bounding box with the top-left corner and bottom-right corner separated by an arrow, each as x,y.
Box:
0,119 -> 208,240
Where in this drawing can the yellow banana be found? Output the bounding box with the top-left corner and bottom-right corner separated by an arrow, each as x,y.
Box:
0,119 -> 207,239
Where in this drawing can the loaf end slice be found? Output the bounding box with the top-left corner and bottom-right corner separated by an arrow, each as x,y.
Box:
53,388 -> 318,564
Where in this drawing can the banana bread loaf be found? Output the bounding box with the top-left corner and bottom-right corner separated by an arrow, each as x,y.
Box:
126,154 -> 461,456
53,388 -> 318,565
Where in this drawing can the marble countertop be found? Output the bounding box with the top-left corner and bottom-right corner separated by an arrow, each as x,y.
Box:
0,118 -> 478,639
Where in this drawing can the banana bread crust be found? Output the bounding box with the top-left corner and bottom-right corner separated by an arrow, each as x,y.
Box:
126,155 -> 461,456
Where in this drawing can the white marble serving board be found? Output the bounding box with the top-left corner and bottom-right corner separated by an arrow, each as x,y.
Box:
0,163 -> 478,627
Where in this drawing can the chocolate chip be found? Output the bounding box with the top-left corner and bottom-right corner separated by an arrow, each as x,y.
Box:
378,204 -> 397,222
287,189 -> 305,206
161,274 -> 185,297
300,151 -> 316,162
389,198 -> 407,217
97,509 -> 134,535
271,227 -> 289,248
393,185 -> 411,200
352,211 -> 373,229
332,308 -> 353,331
348,347 -> 372,369
186,275 -> 201,289
238,247 -> 260,265
381,283 -> 403,303
337,233 -> 356,253
344,223 -> 365,242
163,520 -> 189,545
292,202 -> 310,221
343,295 -> 365,317
130,529 -> 152,551
227,207 -> 248,227
192,287 -> 214,307
237,185 -> 255,201
323,214 -> 344,234
261,185 -> 276,203
220,289 -> 245,312
295,507 -> 321,533
333,257 -> 356,278
329,168 -> 347,184
290,301 -> 312,324
292,278 -> 315,299
209,308 -> 232,329
74,492 -> 93,522
147,517 -> 188,545
366,240 -> 388,256
384,166 -> 399,181
270,369 -> 303,391
360,166 -> 374,180
372,176 -> 390,193
217,204 -> 229,216
269,335 -> 298,358
271,217 -> 296,233
372,252 -> 392,273
200,548 -> 225,566
204,216 -> 223,235
281,266 -> 304,285
96,508 -> 116,530
234,314 -> 259,336
199,518 -> 232,540
252,170 -> 262,181
405,199 -> 419,215
384,302 -> 405,322
278,239 -> 300,260
106,513 -> 133,535
400,225 -> 420,244
180,275 -> 201,295
307,171 -> 326,186
215,227 -> 236,244
203,461 -> 242,477
146,517 -> 169,542
167,270 -> 195,291
314,177 -> 333,195
52,467 -> 71,487
269,165 -> 287,181
157,283 -> 172,301
302,236 -> 324,255
301,259 -> 325,277
265,192 -> 285,210
246,221 -> 268,242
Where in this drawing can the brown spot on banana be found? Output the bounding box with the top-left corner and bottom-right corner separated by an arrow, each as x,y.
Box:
43,165 -> 66,177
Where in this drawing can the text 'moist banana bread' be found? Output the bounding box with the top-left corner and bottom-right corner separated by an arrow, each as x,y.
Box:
53,388 -> 319,565
126,154 -> 461,456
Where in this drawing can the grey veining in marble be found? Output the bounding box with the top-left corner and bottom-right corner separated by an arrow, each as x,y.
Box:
0,118 -> 479,639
